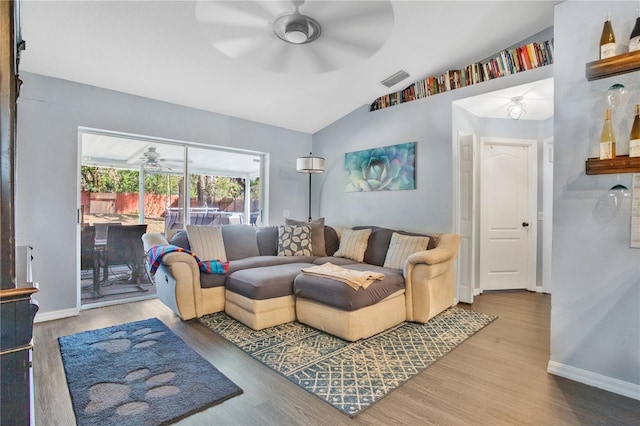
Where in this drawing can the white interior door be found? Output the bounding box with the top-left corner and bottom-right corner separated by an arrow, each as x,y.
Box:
480,140 -> 537,291
457,133 -> 476,303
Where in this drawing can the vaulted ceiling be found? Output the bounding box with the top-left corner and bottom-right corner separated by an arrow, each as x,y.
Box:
19,1 -> 557,133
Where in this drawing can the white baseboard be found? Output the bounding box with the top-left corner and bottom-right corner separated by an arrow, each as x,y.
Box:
547,360 -> 640,401
473,288 -> 482,296
34,308 -> 79,323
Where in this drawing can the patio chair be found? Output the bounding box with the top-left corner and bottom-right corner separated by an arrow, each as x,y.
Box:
80,225 -> 100,296
100,224 -> 149,285
93,222 -> 121,242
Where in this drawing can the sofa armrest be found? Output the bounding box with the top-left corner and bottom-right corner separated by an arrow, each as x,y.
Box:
142,232 -> 168,251
405,233 -> 460,268
152,251 -> 204,320
403,233 -> 460,323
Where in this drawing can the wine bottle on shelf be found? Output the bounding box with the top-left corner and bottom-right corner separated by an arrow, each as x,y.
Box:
600,108 -> 616,160
600,12 -> 616,59
630,104 -> 640,158
629,9 -> 640,52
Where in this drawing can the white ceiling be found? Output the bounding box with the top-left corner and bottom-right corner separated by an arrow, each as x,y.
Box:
455,77 -> 554,121
19,1 -> 558,134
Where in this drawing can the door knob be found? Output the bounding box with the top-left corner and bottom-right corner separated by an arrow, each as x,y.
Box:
522,222 -> 529,227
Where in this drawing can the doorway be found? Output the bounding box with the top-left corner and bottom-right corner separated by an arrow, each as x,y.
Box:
479,139 -> 537,291
452,77 -> 554,301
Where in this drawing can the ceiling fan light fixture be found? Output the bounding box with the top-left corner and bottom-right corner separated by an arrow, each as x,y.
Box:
274,13 -> 321,45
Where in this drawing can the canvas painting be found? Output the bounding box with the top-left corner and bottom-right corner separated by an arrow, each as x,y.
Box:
344,142 -> 416,192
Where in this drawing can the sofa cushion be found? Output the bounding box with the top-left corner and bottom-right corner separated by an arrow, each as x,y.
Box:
324,226 -> 339,256
186,225 -> 227,262
278,225 -> 312,256
333,228 -> 371,262
227,263 -> 315,300
256,226 -> 278,256
199,272 -> 226,289
169,230 -> 190,250
312,256 -> 358,266
285,217 -> 326,256
354,226 -> 437,266
383,232 -> 430,269
221,225 -> 259,260
228,255 -> 316,274
294,263 -> 405,311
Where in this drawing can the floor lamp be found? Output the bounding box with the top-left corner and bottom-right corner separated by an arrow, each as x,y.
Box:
296,153 -> 325,222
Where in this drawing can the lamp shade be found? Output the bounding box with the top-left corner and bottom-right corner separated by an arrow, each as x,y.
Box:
296,155 -> 325,174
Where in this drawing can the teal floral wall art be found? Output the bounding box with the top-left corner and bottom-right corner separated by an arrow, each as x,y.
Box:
344,142 -> 416,192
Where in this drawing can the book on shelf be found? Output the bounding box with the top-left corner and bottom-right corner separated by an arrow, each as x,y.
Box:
370,38 -> 554,112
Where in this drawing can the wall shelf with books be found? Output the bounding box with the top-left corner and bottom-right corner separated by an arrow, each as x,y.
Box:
585,155 -> 640,175
585,51 -> 640,81
369,38 -> 554,112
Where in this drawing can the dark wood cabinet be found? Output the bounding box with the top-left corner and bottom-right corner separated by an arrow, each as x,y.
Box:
0,287 -> 38,425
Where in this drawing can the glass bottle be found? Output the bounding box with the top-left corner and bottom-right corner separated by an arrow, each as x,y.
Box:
600,12 -> 616,59
600,108 -> 616,160
630,104 -> 640,158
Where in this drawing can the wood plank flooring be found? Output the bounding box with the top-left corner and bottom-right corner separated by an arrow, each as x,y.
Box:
32,291 -> 640,425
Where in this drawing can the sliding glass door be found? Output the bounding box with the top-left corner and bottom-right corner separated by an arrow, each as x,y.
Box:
79,130 -> 265,307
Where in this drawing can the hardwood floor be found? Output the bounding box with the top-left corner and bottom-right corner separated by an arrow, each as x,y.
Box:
33,291 -> 639,425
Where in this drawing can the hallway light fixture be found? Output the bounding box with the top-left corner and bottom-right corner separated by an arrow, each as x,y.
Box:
507,96 -> 526,120
296,152 -> 325,222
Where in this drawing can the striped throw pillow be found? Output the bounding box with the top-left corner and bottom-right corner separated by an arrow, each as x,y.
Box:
333,228 -> 372,262
186,225 -> 227,262
383,232 -> 430,269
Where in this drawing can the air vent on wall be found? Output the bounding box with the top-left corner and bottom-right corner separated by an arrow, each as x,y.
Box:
381,70 -> 410,88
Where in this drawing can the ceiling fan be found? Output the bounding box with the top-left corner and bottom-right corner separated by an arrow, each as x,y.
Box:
139,147 -> 165,170
139,147 -> 186,172
195,0 -> 394,73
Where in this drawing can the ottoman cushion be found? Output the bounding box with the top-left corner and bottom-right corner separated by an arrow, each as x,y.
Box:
294,263 -> 405,311
226,263 -> 314,300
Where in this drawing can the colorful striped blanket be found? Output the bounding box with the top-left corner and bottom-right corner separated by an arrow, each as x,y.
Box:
147,244 -> 229,275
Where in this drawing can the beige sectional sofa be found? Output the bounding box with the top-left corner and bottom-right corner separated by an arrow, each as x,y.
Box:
142,224 -> 460,341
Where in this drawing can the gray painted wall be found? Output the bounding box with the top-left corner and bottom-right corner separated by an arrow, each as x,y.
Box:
313,66 -> 552,235
552,2 -> 639,387
16,72 -> 311,317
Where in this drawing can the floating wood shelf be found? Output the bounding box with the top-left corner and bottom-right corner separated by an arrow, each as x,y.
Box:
585,155 -> 640,175
585,51 -> 640,80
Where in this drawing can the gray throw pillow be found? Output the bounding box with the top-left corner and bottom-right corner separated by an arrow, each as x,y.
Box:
277,225 -> 312,256
285,217 -> 326,256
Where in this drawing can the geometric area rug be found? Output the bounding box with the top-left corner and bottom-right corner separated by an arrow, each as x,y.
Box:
199,307 -> 496,417
58,318 -> 242,426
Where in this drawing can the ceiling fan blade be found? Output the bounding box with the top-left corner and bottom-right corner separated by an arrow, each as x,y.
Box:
212,34 -> 269,58
308,1 -> 394,28
195,0 -> 274,27
197,0 -> 395,74
251,0 -> 291,19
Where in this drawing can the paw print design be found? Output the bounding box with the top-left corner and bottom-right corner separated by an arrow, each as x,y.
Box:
85,368 -> 180,416
90,326 -> 165,353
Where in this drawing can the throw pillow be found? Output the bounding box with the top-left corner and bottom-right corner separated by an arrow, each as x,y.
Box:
333,228 -> 372,262
186,225 -> 227,262
277,225 -> 312,256
285,217 -> 326,256
383,232 -> 430,269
